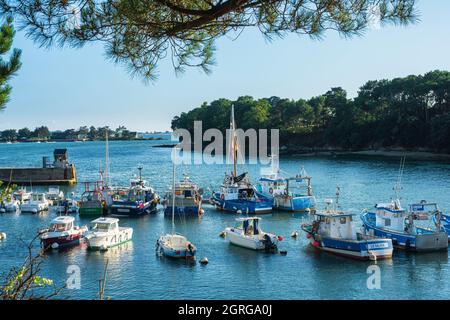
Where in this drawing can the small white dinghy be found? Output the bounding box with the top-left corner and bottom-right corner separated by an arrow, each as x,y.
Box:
156,233 -> 197,259
156,148 -> 197,260
85,217 -> 133,250
224,217 -> 281,251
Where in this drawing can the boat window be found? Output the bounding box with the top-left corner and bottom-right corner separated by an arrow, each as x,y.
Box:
384,218 -> 391,226
184,190 -> 193,198
50,223 -> 67,232
340,217 -> 347,224
92,223 -> 110,231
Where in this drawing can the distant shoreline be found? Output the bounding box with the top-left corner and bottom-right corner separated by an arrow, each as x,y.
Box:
282,149 -> 450,161
0,137 -> 165,143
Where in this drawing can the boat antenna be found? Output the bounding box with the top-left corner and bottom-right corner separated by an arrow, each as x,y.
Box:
394,156 -> 405,200
335,186 -> 341,211
138,165 -> 143,183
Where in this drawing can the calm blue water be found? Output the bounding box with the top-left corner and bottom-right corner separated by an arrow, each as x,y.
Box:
1,140 -> 450,300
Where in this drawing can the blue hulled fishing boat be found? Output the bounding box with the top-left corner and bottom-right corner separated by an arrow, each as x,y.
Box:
360,158 -> 447,252
162,173 -> 204,217
210,106 -> 272,214
256,157 -> 315,212
361,200 -> 448,251
301,188 -> 393,261
109,167 -> 159,217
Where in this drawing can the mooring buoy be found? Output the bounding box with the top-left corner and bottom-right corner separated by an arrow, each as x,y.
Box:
200,257 -> 209,265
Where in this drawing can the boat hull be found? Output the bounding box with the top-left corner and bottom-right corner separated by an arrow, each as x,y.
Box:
79,205 -> 104,217
109,202 -> 157,217
163,205 -> 200,217
211,193 -> 272,214
273,195 -> 316,212
86,228 -> 133,250
225,228 -> 278,251
361,211 -> 448,252
41,234 -> 82,249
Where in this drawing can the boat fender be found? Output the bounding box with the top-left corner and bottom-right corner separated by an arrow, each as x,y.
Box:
278,235 -> 283,241
51,242 -> 59,250
100,245 -> 108,251
0,232 -> 6,240
220,194 -> 225,200
199,208 -> 205,216
312,240 -> 320,247
291,231 -> 299,238
306,233 -> 312,239
219,231 -> 227,238
236,210 -> 242,214
200,257 -> 209,265
269,188 -> 273,194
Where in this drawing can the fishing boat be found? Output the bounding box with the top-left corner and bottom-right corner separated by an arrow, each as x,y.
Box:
223,217 -> 281,251
162,173 -> 203,217
156,150 -> 197,259
302,189 -> 393,260
256,157 -> 315,212
361,200 -> 448,252
40,216 -> 87,250
85,217 -> 133,250
360,158 -> 447,252
45,186 -> 65,205
20,193 -> 50,213
210,106 -> 273,214
109,167 -> 159,217
79,181 -> 106,217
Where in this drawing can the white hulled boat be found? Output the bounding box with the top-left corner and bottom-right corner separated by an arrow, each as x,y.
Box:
85,217 -> 133,250
223,217 -> 281,251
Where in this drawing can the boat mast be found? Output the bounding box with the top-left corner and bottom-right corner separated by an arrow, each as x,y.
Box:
172,149 -> 176,234
394,156 -> 405,202
231,105 -> 238,177
105,129 -> 110,188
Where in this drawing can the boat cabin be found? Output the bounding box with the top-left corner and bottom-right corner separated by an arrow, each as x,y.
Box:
49,216 -> 74,232
90,217 -> 119,232
314,212 -> 356,240
235,217 -> 262,236
31,193 -> 48,203
53,149 -> 71,168
409,201 -> 439,220
374,200 -> 407,231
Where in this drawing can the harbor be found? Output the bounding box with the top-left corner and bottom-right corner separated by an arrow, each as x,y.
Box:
1,138 -> 450,299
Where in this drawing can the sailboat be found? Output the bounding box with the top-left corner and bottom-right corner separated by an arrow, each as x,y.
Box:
156,149 -> 197,259
210,105 -> 273,214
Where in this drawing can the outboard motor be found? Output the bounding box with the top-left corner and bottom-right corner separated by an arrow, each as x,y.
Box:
262,234 -> 277,253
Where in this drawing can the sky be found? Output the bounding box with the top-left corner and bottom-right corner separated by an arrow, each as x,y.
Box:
1,0 -> 450,132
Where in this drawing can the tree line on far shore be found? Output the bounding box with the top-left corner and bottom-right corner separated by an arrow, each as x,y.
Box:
0,126 -> 142,141
171,70 -> 450,153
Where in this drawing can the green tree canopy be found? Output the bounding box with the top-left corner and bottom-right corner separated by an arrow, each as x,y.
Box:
172,70 -> 450,153
0,0 -> 416,80
0,16 -> 21,110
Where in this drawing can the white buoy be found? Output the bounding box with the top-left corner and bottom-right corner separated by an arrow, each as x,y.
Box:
236,210 -> 242,214
291,231 -> 299,238
305,208 -> 311,213
51,242 -> 59,250
100,245 -> 108,251
0,208 -> 5,213
0,232 -> 6,240
219,231 -> 227,238
200,257 -> 209,265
